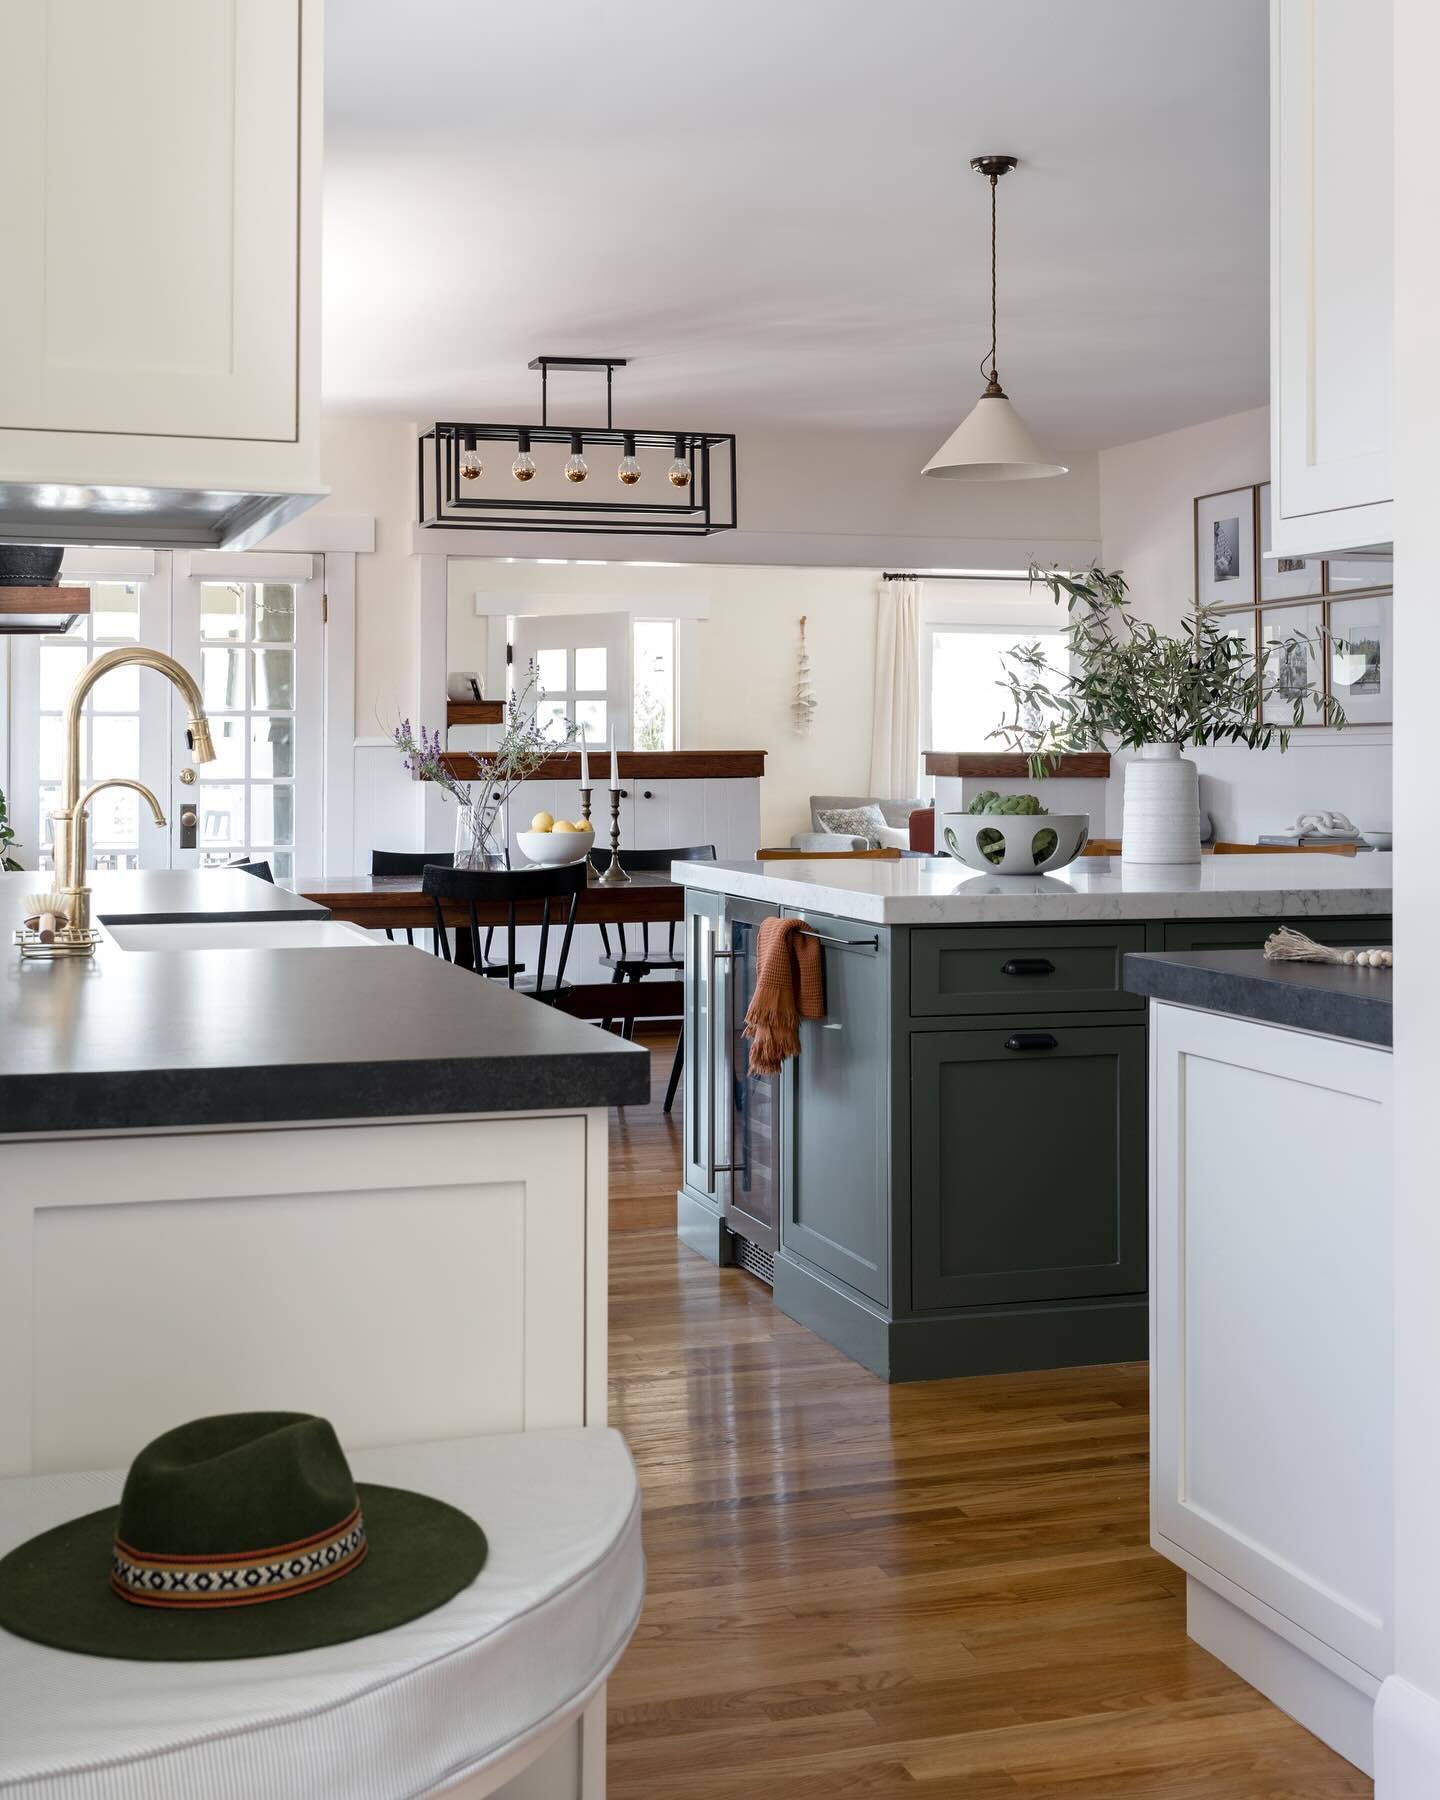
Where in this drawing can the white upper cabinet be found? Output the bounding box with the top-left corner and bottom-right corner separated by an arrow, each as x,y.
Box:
0,0 -> 322,546
1270,0 -> 1394,556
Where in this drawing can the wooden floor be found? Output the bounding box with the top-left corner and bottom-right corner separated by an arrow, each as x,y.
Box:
605,1034 -> 1371,1798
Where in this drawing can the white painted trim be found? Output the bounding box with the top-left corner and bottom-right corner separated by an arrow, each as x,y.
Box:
470,588 -> 712,621
257,512 -> 377,554
413,521 -> 1100,570
180,550 -> 316,581
1377,1676 -> 1440,1798
323,551 -> 357,876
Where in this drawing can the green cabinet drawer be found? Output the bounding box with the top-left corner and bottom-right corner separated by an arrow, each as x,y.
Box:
1162,914 -> 1391,952
910,925 -> 1148,1017
910,1024 -> 1147,1310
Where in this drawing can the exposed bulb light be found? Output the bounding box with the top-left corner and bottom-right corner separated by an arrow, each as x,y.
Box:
667,435 -> 692,488
617,432 -> 642,486
459,433 -> 483,480
564,432 -> 589,483
512,428 -> 536,482
923,156 -> 1067,483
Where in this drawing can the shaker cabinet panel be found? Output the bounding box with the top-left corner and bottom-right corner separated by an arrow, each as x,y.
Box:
1270,0 -> 1393,552
911,924 -> 1146,1018
910,1025 -> 1146,1311
0,0 -> 302,443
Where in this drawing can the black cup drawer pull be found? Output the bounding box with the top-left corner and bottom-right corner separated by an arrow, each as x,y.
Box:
1001,957 -> 1056,977
1004,1032 -> 1059,1052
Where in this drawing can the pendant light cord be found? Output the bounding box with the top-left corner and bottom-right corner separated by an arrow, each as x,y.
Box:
981,173 -> 999,390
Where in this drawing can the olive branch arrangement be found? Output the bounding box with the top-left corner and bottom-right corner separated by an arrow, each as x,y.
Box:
991,564 -> 1345,778
0,785 -> 21,872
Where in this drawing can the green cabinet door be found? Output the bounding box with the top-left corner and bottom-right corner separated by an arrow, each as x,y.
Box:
911,1024 -> 1146,1311
780,917 -> 890,1305
1162,914 -> 1391,952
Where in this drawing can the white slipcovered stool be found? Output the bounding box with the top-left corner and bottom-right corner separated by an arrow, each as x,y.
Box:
0,1429 -> 643,1800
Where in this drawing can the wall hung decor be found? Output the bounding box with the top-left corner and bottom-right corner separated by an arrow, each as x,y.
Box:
923,157 -> 1067,483
1258,481 -> 1323,601
792,615 -> 817,735
1194,486 -> 1258,607
1198,481 -> 1393,729
418,357 -> 737,536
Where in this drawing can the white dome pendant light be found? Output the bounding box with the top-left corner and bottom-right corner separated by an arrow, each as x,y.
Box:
923,156 -> 1067,482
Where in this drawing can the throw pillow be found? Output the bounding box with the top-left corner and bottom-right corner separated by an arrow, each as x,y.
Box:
815,803 -> 889,847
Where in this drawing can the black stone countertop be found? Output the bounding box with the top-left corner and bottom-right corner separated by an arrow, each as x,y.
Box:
0,868 -> 330,926
0,939 -> 650,1138
1124,949 -> 1392,1047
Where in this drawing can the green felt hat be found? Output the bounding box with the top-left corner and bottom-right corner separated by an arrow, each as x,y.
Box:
0,1412 -> 487,1661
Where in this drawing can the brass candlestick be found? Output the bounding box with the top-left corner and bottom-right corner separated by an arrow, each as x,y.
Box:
598,786 -> 631,885
578,785 -> 599,883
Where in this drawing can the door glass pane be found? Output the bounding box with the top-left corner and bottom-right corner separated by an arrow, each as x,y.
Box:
202,647 -> 246,710
255,585 -> 296,642
251,717 -> 294,779
201,583 -> 246,641
207,716 -> 247,779
253,648 -> 294,710
574,646 -> 607,690
270,850 -> 294,880
90,582 -> 141,641
251,784 -> 294,846
534,647 -> 566,693
535,700 -> 570,741
574,699 -> 607,743
89,662 -> 140,711
38,715 -> 66,784
89,786 -> 139,846
197,786 -> 246,849
40,645 -> 87,709
92,715 -> 139,778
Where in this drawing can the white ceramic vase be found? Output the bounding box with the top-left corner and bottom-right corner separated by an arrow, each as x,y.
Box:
1121,743 -> 1201,864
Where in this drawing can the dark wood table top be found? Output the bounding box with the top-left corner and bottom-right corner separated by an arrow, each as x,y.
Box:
295,868 -> 683,927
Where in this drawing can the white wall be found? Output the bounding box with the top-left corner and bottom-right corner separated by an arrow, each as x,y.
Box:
447,559 -> 883,845
1099,407 -> 1270,632
1376,2 -> 1440,1790
1098,406 -> 1392,842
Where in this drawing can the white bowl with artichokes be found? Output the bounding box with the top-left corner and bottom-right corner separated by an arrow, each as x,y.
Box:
942,792 -> 1090,876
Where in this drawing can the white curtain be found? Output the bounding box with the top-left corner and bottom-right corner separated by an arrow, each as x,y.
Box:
867,577 -> 921,798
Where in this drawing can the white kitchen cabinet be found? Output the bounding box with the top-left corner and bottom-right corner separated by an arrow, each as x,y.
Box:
0,0 -> 323,546
1149,999 -> 1393,1773
1270,0 -> 1393,555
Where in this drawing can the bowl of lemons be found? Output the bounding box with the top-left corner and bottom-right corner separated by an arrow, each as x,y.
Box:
941,792 -> 1090,876
517,811 -> 596,867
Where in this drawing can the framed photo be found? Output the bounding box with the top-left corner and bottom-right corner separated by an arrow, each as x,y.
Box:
1195,486 -> 1257,607
1327,591 -> 1393,725
1260,602 -> 1324,726
1258,481 -> 1323,600
1326,550 -> 1395,593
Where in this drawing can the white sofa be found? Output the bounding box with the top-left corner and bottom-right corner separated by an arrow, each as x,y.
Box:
790,793 -> 922,852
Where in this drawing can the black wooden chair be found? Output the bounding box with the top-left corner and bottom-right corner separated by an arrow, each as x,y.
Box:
370,848 -> 454,956
229,859 -> 275,882
597,845 -> 714,1112
423,862 -> 585,1004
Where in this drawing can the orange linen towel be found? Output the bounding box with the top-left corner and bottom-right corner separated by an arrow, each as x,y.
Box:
743,917 -> 826,1076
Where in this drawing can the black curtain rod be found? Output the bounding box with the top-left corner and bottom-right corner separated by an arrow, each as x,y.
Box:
882,571 -> 1033,583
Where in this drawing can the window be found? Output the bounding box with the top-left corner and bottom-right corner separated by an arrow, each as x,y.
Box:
191,582 -> 301,878
633,619 -> 675,750
925,625 -> 1070,755
35,583 -> 148,871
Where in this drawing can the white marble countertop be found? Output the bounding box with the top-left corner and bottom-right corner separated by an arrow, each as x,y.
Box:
672,853 -> 1394,925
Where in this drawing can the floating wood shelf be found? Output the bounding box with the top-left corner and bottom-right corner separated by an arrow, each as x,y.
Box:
446,699 -> 505,727
924,751 -> 1111,779
420,749 -> 768,783
0,584 -> 90,633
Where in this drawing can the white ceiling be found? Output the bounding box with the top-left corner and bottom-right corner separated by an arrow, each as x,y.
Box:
323,0 -> 1268,451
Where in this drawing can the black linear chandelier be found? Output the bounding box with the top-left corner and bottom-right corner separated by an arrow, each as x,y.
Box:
418,357 -> 738,536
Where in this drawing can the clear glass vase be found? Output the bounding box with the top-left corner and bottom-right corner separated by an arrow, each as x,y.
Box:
454,796 -> 508,870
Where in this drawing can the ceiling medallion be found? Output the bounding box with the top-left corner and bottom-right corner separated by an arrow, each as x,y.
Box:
923,156 -> 1068,482
419,358 -> 738,535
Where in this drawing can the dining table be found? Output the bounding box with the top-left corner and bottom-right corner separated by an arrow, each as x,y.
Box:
293,869 -> 684,1022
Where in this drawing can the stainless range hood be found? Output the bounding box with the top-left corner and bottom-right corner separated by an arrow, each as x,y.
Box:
0,482 -> 325,552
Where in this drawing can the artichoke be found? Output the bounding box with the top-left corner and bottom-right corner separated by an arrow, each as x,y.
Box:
967,790 -> 1049,817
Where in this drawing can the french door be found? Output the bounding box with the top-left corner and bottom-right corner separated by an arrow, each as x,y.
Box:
11,552 -> 324,880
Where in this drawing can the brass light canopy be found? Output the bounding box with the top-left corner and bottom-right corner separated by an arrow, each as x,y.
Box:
923,155 -> 1068,483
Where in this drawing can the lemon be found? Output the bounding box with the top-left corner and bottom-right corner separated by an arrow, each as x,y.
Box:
553,820 -> 578,834
529,811 -> 554,833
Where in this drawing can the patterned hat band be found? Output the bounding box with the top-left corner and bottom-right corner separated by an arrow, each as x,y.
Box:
111,1503 -> 368,1610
